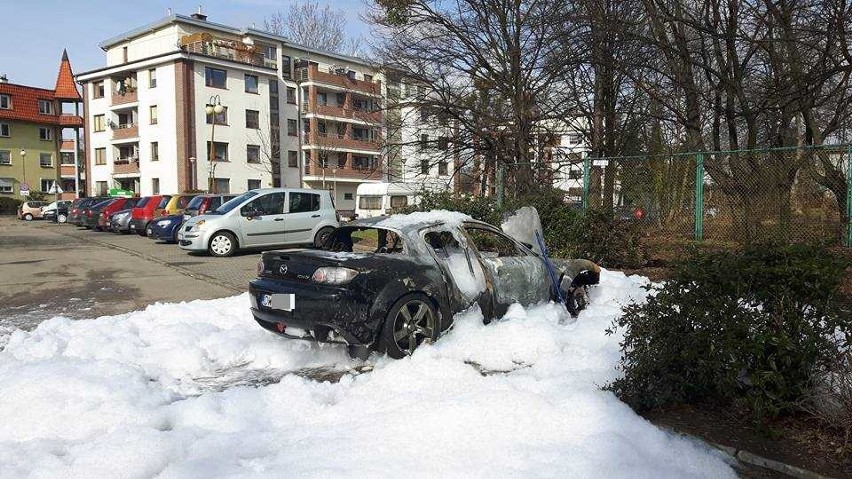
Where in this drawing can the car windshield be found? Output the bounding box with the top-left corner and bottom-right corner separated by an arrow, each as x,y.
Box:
136,197 -> 150,208
157,196 -> 172,208
325,227 -> 406,254
186,196 -> 206,209
94,200 -> 113,209
214,191 -> 258,214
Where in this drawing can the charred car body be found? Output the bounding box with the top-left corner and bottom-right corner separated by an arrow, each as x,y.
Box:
249,210 -> 600,359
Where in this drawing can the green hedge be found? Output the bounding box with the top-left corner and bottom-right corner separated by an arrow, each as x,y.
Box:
0,197 -> 22,215
606,243 -> 850,421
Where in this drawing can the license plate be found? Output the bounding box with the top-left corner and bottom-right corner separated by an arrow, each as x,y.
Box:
260,293 -> 295,311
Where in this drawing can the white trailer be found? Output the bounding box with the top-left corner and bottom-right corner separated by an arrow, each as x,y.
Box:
355,182 -> 421,218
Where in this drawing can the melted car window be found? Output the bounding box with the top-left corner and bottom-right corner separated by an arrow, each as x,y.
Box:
465,228 -> 521,258
326,227 -> 405,254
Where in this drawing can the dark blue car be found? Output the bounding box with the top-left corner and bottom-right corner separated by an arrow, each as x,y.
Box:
148,214 -> 186,243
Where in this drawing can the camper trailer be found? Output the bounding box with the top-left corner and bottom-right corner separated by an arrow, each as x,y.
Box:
355,182 -> 420,218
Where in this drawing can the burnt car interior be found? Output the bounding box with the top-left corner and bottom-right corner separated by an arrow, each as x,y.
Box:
328,227 -> 406,254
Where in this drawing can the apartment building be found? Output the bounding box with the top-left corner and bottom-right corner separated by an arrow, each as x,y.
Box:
0,50 -> 84,200
76,9 -> 438,210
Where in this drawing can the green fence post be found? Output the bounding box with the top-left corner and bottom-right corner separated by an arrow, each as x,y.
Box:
846,147 -> 852,247
496,162 -> 505,209
695,153 -> 704,241
582,153 -> 590,213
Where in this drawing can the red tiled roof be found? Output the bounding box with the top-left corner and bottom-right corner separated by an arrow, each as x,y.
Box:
0,83 -> 60,125
54,49 -> 81,100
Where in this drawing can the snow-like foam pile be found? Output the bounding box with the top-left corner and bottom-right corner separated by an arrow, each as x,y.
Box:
0,270 -> 735,478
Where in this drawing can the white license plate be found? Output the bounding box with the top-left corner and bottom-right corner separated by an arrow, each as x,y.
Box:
260,293 -> 295,311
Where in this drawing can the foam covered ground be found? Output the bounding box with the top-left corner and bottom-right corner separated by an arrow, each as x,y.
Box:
0,270 -> 735,478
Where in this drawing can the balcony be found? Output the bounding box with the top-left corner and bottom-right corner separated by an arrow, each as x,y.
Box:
112,123 -> 138,141
60,165 -> 77,177
304,103 -> 383,124
304,164 -> 383,180
302,132 -> 381,152
180,33 -> 275,70
113,158 -> 139,175
58,114 -> 84,127
111,90 -> 137,106
297,65 -> 381,95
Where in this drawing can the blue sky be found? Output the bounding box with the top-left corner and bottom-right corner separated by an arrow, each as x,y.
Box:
1,0 -> 371,89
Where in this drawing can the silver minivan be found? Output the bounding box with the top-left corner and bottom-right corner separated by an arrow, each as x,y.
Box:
178,188 -> 339,257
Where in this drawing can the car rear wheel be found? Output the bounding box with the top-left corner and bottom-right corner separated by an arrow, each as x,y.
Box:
57,214 -> 67,223
208,232 -> 237,257
23,213 -> 33,221
145,224 -> 154,237
379,293 -> 440,359
313,226 -> 335,248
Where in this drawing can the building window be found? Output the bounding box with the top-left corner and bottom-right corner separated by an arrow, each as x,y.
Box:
93,81 -> 104,98
0,151 -> 10,165
93,114 -> 105,132
95,181 -> 108,195
419,134 -> 428,150
269,79 -> 278,94
40,179 -> 51,192
61,152 -> 74,165
437,136 -> 449,150
39,153 -> 53,167
151,178 -> 160,194
149,105 -> 158,125
420,159 -> 429,174
0,123 -> 8,137
206,106 -> 228,125
38,99 -> 54,115
281,55 -> 291,79
39,128 -> 53,141
270,111 -> 280,127
0,177 -> 12,193
287,119 -> 297,136
364,74 -> 373,82
287,87 -> 296,104
317,92 -> 327,106
95,148 -> 106,165
264,45 -> 277,60
344,193 -> 353,200
247,144 -> 261,163
214,178 -> 230,194
205,67 -> 227,88
148,69 -> 157,88
438,160 -> 448,175
288,150 -> 298,168
245,74 -> 258,94
207,141 -> 229,162
247,179 -> 261,190
0,94 -> 11,109
245,109 -> 260,129
151,142 -> 159,161
568,169 -> 582,180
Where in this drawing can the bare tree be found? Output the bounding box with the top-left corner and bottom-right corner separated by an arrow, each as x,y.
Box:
264,1 -> 349,53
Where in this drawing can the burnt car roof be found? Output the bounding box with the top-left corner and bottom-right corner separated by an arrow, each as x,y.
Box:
347,212 -> 494,234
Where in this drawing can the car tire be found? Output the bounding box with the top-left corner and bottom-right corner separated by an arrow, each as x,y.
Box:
23,213 -> 33,221
208,231 -> 237,257
379,293 -> 440,359
137,222 -> 148,236
313,226 -> 335,248
172,226 -> 181,244
57,214 -> 67,223
145,224 -> 154,237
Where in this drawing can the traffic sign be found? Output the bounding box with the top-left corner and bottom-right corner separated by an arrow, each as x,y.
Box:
47,181 -> 63,194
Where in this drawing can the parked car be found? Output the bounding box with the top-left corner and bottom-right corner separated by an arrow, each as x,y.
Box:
17,201 -> 47,221
81,199 -> 115,229
44,202 -> 71,223
129,195 -> 171,236
178,188 -> 338,257
69,197 -> 110,226
154,194 -> 196,218
108,208 -> 134,234
149,195 -> 235,243
41,200 -> 71,218
248,210 -> 601,359
90,197 -> 138,231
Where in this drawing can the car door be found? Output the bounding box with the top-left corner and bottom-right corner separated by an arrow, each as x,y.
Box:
284,191 -> 323,244
463,226 -> 552,317
423,227 -> 493,317
239,192 -> 287,247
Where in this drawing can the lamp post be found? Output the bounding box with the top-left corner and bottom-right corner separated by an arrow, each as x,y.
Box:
205,95 -> 224,193
19,149 -> 27,197
188,156 -> 196,191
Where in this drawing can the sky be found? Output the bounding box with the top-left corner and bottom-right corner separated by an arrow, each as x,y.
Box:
0,0 -> 372,89
0,269 -> 736,477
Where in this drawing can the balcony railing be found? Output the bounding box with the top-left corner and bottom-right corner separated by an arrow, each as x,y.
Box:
181,37 -> 275,70
111,89 -> 138,106
296,66 -> 381,95
304,103 -> 383,123
302,132 -> 381,152
303,164 -> 383,180
112,123 -> 138,141
113,158 -> 140,175
58,114 -> 84,127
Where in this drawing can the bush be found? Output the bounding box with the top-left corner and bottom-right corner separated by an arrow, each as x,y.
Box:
402,189 -> 646,268
607,243 -> 851,421
0,197 -> 22,215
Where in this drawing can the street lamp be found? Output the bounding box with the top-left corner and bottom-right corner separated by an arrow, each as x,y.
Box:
19,149 -> 27,197
188,156 -> 196,191
205,95 -> 225,193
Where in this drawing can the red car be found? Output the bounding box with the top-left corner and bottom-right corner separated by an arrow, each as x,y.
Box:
129,195 -> 171,236
96,197 -> 139,231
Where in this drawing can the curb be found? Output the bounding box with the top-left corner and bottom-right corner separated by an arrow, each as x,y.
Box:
706,440 -> 835,479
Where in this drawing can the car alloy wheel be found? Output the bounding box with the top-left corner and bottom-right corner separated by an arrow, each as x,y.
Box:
314,226 -> 335,248
23,213 -> 33,221
57,214 -> 67,223
381,293 -> 438,359
209,232 -> 236,257
146,225 -> 154,237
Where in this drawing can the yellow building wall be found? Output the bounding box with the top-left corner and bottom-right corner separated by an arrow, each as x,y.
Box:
0,121 -> 59,200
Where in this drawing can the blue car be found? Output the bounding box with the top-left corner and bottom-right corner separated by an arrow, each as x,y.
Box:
148,214 -> 186,243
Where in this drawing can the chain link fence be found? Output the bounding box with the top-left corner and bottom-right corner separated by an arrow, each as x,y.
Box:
578,145 -> 851,246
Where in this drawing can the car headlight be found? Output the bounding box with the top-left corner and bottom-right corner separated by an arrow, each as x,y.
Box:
311,267 -> 359,284
157,220 -> 171,227
192,220 -> 206,231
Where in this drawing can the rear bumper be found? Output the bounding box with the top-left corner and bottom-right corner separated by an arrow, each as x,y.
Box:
248,278 -> 375,346
129,218 -> 149,233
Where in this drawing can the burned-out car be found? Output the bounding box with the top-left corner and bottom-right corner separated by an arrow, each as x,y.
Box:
249,210 -> 601,359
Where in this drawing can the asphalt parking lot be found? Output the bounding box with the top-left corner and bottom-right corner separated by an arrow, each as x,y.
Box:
0,216 -> 261,331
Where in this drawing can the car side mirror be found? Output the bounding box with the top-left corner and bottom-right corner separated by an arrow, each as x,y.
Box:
241,208 -> 258,218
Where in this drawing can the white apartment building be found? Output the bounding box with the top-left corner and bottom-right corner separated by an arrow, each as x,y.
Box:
76,9 -> 429,210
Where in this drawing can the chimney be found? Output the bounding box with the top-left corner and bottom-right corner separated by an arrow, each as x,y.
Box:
166,7 -> 172,16
0,74 -> 7,84
190,5 -> 207,21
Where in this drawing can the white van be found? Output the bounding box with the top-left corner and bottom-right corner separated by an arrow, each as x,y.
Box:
178,188 -> 339,257
355,182 -> 420,219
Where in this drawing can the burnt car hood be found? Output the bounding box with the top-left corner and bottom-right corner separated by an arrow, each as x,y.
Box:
500,207 -> 544,256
